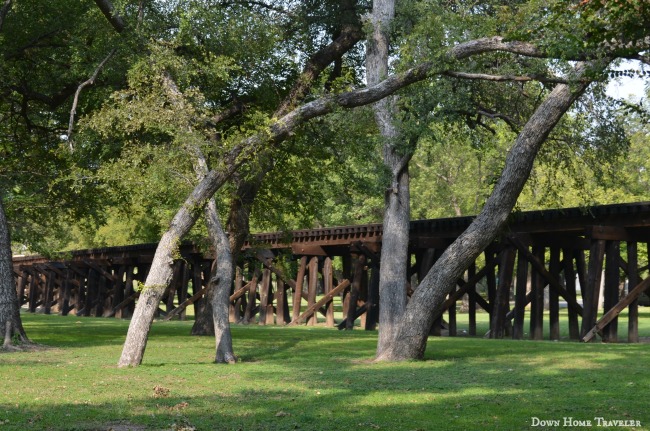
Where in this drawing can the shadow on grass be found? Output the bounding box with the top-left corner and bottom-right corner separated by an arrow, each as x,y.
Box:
4,315 -> 650,430
2,346 -> 649,431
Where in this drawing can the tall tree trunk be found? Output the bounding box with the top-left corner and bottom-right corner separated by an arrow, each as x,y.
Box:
375,66 -> 593,361
0,196 -> 30,350
367,0 -> 411,356
118,169 -> 233,367
204,197 -> 236,363
189,13 -> 364,331
116,34 -> 569,367
195,150 -> 236,361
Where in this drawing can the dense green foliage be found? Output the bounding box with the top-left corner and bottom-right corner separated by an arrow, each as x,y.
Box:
1,0 -> 648,252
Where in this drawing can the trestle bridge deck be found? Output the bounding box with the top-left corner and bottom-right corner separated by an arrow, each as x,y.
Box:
12,202 -> 650,342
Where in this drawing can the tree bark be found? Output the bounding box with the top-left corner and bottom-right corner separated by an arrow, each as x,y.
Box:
375,65 -> 593,361
0,196 -> 30,350
193,150 -> 236,362
204,198 -> 236,363
117,38 -> 599,366
367,0 -> 411,357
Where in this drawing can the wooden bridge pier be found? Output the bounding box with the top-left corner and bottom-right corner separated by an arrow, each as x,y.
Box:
12,202 -> 650,343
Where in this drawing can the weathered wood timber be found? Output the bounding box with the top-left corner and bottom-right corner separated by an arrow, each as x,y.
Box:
11,202 -> 650,343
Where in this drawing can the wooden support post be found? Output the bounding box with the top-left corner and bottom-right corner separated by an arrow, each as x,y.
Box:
166,261 -> 182,314
513,248 -> 529,340
365,265 -> 379,330
292,256 -> 307,323
178,261 -> 191,321
244,266 -> 259,324
346,254 -> 366,330
549,248 -> 561,341
61,267 -> 72,316
341,254 -> 352,321
468,263 -> 477,336
26,270 -> 37,313
17,270 -> 28,306
575,249 -> 588,300
627,242 -> 639,342
491,247 -> 516,339
602,241 -> 620,342
96,270 -> 107,317
307,256 -> 319,326
118,266 -> 135,319
530,246 -> 545,340
275,278 -> 290,325
44,271 -> 54,315
75,269 -> 85,316
485,248 -> 497,329
581,240 -> 606,339
111,265 -> 126,318
562,249 -> 580,340
232,266 -> 244,322
85,268 -> 98,317
323,257 -> 335,327
259,268 -> 271,325
448,282 -> 457,337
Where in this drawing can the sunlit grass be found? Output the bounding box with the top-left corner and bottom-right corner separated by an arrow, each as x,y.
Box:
1,313 -> 649,430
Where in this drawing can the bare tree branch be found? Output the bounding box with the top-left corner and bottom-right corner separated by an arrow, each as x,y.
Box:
94,0 -> 126,33
67,49 -> 117,145
218,0 -> 292,16
275,23 -> 363,116
449,37 -> 546,60
443,70 -> 583,85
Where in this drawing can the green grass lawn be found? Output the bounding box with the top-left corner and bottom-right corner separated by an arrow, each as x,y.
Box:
1,312 -> 650,430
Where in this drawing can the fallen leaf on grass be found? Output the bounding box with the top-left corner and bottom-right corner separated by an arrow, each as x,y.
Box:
153,385 -> 170,398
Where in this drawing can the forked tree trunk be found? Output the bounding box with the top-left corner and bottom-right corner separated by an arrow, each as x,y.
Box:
117,37 -> 584,367
367,0 -> 411,356
118,169 -> 233,367
193,150 -> 236,362
0,196 -> 30,349
375,67 -> 593,361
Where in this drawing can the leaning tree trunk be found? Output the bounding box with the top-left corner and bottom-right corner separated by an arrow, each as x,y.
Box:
376,65 -> 593,361
117,168 -> 234,367
0,196 -> 30,349
117,36 -> 567,366
367,0 -> 411,356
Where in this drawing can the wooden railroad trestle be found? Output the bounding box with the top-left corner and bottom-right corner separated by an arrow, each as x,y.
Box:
12,202 -> 650,342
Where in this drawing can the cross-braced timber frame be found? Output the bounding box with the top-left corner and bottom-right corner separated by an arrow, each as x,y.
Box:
12,202 -> 650,342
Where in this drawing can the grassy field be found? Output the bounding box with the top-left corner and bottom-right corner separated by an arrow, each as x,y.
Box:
1,312 -> 650,431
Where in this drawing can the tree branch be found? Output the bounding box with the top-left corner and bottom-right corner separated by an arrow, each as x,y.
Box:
94,0 -> 126,33
67,49 -> 117,145
0,0 -> 11,32
274,23 -> 363,116
443,70 -> 582,85
449,37 -> 546,60
218,0 -> 292,16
